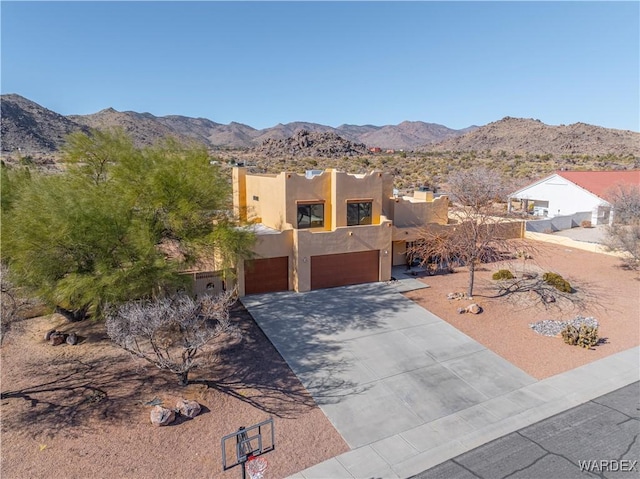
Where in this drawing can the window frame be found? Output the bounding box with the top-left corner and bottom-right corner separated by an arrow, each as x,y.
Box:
297,201 -> 325,229
346,200 -> 373,226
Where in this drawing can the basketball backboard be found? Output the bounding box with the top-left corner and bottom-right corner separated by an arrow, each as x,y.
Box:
221,417 -> 275,471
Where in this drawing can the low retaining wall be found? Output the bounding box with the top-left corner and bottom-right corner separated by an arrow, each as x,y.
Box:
526,212 -> 591,233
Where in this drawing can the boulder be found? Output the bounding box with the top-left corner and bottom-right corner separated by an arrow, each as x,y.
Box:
66,332 -> 78,345
49,331 -> 66,346
44,329 -> 57,341
150,405 -> 175,426
466,303 -> 482,314
176,399 -> 201,419
458,303 -> 483,314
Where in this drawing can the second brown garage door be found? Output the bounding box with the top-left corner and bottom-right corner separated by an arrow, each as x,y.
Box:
311,250 -> 379,290
244,256 -> 288,295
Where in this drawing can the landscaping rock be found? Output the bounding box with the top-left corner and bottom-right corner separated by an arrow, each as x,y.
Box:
176,399 -> 201,419
466,303 -> 483,314
49,332 -> 66,346
447,292 -> 466,300
66,332 -> 78,345
150,405 -> 175,426
458,303 -> 483,314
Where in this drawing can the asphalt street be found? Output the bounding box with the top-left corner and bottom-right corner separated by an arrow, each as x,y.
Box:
414,381 -> 640,479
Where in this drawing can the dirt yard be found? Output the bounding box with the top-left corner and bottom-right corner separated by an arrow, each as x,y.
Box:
405,239 -> 640,379
0,304 -> 348,479
1,240 -> 638,478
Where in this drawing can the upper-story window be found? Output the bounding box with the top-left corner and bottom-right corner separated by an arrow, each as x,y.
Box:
347,201 -> 372,226
297,202 -> 324,229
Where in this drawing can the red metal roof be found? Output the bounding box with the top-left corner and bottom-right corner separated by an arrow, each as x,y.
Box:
556,170 -> 640,201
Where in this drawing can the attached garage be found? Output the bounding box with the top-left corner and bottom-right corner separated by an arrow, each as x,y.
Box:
311,250 -> 379,290
244,256 -> 289,295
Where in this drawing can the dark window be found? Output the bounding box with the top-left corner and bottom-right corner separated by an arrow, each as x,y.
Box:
252,195 -> 259,201
347,201 -> 372,226
297,203 -> 324,228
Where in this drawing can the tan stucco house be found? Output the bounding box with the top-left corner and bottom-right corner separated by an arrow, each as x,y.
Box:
191,167 -> 450,297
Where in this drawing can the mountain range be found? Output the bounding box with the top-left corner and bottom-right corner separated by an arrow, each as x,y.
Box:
1,93 -> 638,157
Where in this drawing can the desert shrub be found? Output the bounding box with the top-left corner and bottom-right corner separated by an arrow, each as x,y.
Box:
581,220 -> 592,228
543,272 -> 572,293
561,324 -> 598,348
492,269 -> 514,280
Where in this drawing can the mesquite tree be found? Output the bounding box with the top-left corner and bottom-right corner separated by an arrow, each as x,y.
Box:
1,130 -> 254,320
105,291 -> 239,386
408,167 -> 515,298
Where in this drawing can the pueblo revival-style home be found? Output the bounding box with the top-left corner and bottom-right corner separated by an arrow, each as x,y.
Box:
192,167 -> 452,297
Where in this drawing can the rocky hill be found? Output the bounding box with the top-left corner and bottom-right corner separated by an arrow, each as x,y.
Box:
1,94 -> 89,154
2,95 -> 638,159
68,108 -> 198,148
252,129 -> 369,158
1,94 -> 475,153
426,117 -> 640,156
359,121 -> 466,150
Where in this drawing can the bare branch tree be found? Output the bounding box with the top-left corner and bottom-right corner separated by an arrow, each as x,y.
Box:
603,184 -> 640,269
408,167 -> 524,297
105,291 -> 239,386
1,263 -> 39,344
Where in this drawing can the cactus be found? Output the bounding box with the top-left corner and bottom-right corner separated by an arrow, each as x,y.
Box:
561,324 -> 598,348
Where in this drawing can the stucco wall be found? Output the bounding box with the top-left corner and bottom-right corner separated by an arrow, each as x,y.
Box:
390,195 -> 449,227
511,174 -> 607,219
245,174 -> 288,229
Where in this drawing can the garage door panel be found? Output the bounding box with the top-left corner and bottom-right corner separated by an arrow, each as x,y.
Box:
311,250 -> 379,290
245,257 -> 288,295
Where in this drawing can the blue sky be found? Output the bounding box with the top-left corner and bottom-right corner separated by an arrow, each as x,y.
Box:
2,1 -> 638,131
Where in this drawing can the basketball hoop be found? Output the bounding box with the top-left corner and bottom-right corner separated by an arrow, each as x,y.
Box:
245,455 -> 268,479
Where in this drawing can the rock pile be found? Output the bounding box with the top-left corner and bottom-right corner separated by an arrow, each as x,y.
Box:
252,129 -> 369,158
149,398 -> 203,426
529,316 -> 599,337
44,329 -> 78,346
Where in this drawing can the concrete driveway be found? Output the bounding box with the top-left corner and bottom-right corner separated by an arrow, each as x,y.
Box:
242,282 -> 639,478
242,283 -> 535,439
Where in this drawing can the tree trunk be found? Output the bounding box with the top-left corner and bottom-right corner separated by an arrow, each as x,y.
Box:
55,305 -> 88,322
177,370 -> 189,386
467,261 -> 476,298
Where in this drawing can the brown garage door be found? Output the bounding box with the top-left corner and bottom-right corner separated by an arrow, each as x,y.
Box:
311,250 -> 379,290
244,257 -> 288,295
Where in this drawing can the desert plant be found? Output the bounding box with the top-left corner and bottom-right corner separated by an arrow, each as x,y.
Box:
105,290 -> 239,386
543,272 -> 572,293
603,184 -> 640,269
492,269 -> 514,280
561,324 -> 599,348
580,220 -> 592,228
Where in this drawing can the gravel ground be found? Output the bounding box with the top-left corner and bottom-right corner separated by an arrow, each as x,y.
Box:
529,316 -> 599,337
0,304 -> 349,479
406,239 -> 640,380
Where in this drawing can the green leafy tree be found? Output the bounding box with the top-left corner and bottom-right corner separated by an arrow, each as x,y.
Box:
1,130 -> 254,320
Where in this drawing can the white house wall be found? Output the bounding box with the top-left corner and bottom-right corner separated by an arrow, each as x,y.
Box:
511,174 -> 607,223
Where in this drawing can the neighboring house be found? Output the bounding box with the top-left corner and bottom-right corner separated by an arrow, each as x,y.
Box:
508,170 -> 640,226
225,167 -> 451,296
